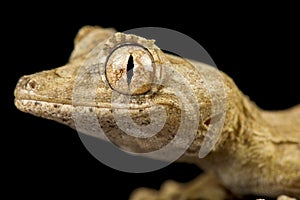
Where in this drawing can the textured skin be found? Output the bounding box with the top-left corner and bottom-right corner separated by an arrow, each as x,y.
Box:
14,26 -> 300,200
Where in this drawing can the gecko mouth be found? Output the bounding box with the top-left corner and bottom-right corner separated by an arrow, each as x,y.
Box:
14,98 -> 158,136
15,98 -> 153,112
14,97 -> 154,125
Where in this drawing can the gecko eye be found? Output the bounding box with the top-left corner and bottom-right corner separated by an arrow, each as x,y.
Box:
105,44 -> 154,95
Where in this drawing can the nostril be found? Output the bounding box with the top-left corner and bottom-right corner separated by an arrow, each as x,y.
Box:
25,79 -> 38,90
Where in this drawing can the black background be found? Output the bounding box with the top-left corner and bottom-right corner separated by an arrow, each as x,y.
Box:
3,3 -> 299,199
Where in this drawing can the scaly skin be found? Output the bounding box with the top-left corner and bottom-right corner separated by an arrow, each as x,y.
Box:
14,26 -> 300,200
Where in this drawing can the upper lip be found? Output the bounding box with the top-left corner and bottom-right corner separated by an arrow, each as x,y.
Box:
15,99 -> 153,110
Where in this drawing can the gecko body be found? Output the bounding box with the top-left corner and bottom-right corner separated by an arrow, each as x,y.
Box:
14,26 -> 300,200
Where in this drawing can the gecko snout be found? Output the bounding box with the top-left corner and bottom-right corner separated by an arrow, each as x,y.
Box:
14,75 -> 40,100
24,77 -> 38,91
18,75 -> 39,91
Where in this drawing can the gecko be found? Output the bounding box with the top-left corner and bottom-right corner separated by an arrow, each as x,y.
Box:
14,26 -> 300,200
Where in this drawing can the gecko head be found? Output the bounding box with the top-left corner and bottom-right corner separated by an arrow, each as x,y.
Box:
15,28 -> 226,160
14,26 -> 116,127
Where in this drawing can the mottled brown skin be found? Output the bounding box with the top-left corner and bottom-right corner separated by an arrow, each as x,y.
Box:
14,26 -> 300,200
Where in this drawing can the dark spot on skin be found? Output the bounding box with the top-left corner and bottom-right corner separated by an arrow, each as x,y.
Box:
204,114 -> 223,127
119,68 -> 125,74
89,108 -> 93,112
204,118 -> 211,127
54,104 -> 58,108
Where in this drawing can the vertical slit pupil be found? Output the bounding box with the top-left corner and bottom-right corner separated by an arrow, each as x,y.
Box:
127,55 -> 134,84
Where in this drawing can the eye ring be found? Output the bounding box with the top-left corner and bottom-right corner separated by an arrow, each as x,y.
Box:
104,42 -> 155,95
